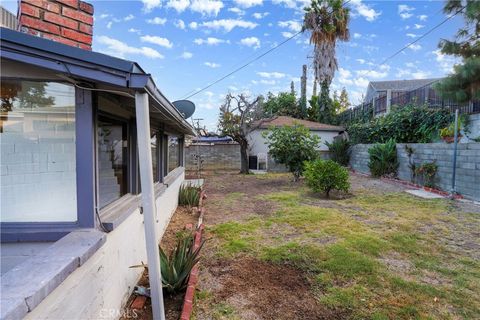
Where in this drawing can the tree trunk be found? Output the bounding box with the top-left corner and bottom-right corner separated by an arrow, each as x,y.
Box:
239,141 -> 249,174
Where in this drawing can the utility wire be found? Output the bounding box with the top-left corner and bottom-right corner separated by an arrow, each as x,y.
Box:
181,0 -> 354,100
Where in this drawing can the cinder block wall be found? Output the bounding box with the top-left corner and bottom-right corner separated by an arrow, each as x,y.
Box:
350,143 -> 480,201
185,143 -> 241,171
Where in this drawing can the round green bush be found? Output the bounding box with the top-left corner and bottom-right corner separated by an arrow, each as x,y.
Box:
304,159 -> 350,197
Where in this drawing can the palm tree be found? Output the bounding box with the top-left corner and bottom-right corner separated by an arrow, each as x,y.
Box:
303,0 -> 350,122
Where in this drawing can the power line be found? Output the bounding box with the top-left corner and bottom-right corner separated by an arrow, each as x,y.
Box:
181,0 -> 353,100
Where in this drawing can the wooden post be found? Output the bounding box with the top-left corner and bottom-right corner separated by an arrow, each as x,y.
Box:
135,92 -> 165,320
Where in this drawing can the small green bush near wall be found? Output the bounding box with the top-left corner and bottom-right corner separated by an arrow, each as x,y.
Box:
179,183 -> 201,206
304,159 -> 350,197
347,105 -> 453,144
368,139 -> 399,177
325,139 -> 351,166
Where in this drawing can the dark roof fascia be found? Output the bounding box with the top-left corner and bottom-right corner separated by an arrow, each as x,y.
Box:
1,27 -> 195,135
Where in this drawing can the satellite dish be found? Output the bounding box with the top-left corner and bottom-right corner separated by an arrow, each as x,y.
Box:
173,100 -> 195,119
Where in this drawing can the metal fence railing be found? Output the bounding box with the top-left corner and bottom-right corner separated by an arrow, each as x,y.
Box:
338,80 -> 479,124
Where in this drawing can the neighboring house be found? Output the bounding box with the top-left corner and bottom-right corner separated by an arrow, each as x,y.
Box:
247,116 -> 344,171
364,78 -> 440,114
0,1 -> 195,319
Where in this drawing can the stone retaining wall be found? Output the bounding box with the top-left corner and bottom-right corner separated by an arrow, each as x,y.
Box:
350,143 -> 480,201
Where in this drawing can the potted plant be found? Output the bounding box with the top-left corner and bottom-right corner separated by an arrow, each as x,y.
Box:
439,121 -> 462,143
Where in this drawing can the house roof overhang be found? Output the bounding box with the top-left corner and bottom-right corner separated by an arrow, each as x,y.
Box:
0,27 -> 196,136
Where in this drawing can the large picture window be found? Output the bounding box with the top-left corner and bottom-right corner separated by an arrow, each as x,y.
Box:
97,117 -> 128,208
168,135 -> 179,173
151,133 -> 158,182
0,80 -> 77,222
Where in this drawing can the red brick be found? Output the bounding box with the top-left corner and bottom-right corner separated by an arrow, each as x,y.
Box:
20,3 -> 40,18
56,0 -> 78,8
78,43 -> 92,50
45,12 -> 78,30
130,296 -> 146,310
79,1 -> 94,14
61,27 -> 92,45
19,15 -> 60,35
180,303 -> 193,320
184,286 -> 195,303
43,1 -> 61,13
43,33 -> 79,47
62,6 -> 93,25
21,0 -> 43,7
78,22 -> 92,35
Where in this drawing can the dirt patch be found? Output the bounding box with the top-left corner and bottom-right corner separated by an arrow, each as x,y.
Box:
197,257 -> 349,320
161,206 -> 199,251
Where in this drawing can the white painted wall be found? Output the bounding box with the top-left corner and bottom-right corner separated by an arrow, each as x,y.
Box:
247,128 -> 341,156
24,170 -> 184,320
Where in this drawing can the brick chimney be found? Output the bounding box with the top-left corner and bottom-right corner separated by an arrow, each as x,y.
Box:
18,0 -> 94,50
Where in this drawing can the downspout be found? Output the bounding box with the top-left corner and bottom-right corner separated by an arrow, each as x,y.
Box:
134,92 -> 166,320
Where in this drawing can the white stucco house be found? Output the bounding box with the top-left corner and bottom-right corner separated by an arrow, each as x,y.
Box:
247,116 -> 345,171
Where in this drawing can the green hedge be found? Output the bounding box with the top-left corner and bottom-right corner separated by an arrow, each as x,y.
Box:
347,105 -> 453,144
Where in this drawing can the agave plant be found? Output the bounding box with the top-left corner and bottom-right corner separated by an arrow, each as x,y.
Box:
159,232 -> 203,294
179,183 -> 201,207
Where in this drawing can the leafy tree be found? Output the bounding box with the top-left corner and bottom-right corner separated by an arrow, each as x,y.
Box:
303,0 -> 350,121
18,82 -> 55,109
263,124 -> 320,181
434,0 -> 480,102
307,95 -> 320,121
218,93 -> 264,174
317,80 -> 335,123
338,88 -> 350,113
263,91 -> 303,118
304,159 -> 350,197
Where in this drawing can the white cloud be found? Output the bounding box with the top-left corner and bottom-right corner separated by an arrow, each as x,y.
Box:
414,24 -> 425,29
354,77 -> 369,89
124,14 -> 134,21
278,20 -> 302,32
189,21 -> 198,29
140,35 -> 173,49
180,51 -> 193,59
147,17 -> 167,25
338,68 -> 353,85
106,21 -> 112,29
257,71 -> 285,79
411,70 -> 430,79
418,14 -> 428,21
406,33 -> 417,38
142,0 -> 161,12
239,36 -> 260,49
281,31 -> 294,38
260,79 -> 276,85
200,19 -> 257,32
204,62 -> 221,68
398,4 -> 414,19
174,19 -> 186,29
356,69 -> 388,79
433,49 -> 459,73
356,58 -> 366,64
190,0 -> 224,16
252,12 -> 269,19
353,32 -> 362,39
128,28 -> 141,34
194,37 -> 229,45
99,13 -> 111,19
166,0 -> 190,12
350,0 -> 381,22
409,43 -> 422,51
97,36 -> 163,59
228,7 -> 245,15
272,0 -> 298,9
234,0 -> 263,8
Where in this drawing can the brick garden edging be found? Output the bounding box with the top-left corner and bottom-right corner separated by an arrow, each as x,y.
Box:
180,191 -> 207,320
350,170 -> 464,199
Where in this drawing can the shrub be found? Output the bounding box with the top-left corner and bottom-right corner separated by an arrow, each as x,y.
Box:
325,139 -> 351,166
347,105 -> 453,144
416,161 -> 438,188
263,124 -> 320,181
368,139 -> 399,177
304,159 -> 350,197
160,232 -> 203,293
179,183 -> 201,206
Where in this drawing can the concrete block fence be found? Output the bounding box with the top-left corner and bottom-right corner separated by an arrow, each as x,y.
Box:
185,143 -> 241,171
350,143 -> 480,201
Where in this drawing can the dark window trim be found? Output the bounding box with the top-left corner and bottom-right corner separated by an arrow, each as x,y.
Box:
1,85 -> 96,242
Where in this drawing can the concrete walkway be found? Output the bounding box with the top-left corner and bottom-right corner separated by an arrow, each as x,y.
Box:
405,189 -> 445,199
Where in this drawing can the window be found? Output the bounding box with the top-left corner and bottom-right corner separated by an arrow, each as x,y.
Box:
97,117 -> 128,208
0,80 -> 77,222
151,133 -> 158,182
168,135 -> 179,173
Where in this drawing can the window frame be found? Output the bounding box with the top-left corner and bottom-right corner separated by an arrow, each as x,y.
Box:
0,81 -> 96,241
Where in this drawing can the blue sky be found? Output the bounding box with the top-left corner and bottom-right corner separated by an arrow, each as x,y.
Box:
3,0 -> 463,131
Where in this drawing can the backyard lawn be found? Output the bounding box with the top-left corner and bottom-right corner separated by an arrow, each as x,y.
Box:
193,171 -> 480,320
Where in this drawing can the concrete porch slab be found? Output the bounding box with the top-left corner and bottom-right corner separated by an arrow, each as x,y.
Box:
405,189 -> 445,199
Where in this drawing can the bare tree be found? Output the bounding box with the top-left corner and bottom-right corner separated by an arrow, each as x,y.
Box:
218,93 -> 264,174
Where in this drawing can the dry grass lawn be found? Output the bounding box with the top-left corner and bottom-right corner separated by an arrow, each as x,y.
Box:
193,171 -> 480,320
